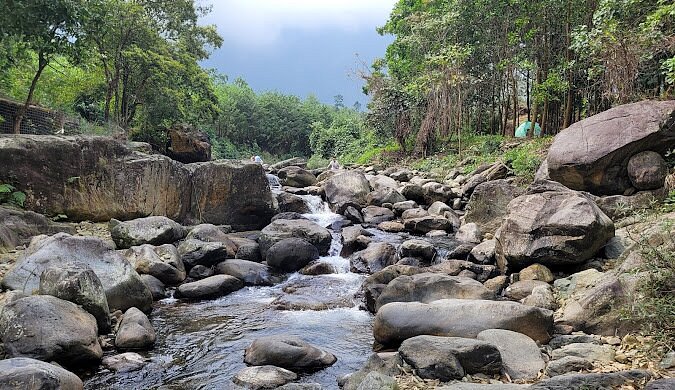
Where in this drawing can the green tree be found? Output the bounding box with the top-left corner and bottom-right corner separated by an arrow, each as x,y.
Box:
0,0 -> 88,133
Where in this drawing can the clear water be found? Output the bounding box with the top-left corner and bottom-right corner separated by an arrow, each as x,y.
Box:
83,196 -> 373,389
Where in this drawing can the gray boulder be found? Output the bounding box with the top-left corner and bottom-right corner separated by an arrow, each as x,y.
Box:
398,239 -> 436,263
258,219 -> 332,256
39,266 -> 111,333
545,356 -> 594,377
627,151 -> 668,190
233,365 -> 298,389
399,335 -> 501,380
216,259 -> 279,285
0,206 -> 75,252
325,171 -> 371,212
367,187 -> 406,206
174,274 -> 243,300
469,240 -> 496,264
1,233 -> 152,312
456,223 -> 483,244
188,264 -> 213,279
244,335 -> 337,371
546,100 -> 675,195
496,182 -> 614,270
463,162 -> 510,197
361,206 -> 395,224
404,216 -> 453,234
140,274 -> 167,300
115,307 -> 155,350
464,179 -> 524,235
374,299 -> 554,346
110,216 -> 186,249
177,238 -> 234,269
350,242 -> 397,274
375,273 -> 494,312
477,329 -> 545,380
0,295 -> 102,364
266,238 -> 320,272
277,192 -> 311,214
102,352 -> 147,372
0,357 -> 84,389
504,280 -> 550,301
278,166 -> 317,188
121,244 -> 186,285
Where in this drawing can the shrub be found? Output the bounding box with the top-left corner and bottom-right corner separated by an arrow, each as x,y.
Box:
0,183 -> 26,208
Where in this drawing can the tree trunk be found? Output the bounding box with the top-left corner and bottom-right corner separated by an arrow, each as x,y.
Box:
13,53 -> 48,134
562,0 -> 574,129
528,67 -> 540,139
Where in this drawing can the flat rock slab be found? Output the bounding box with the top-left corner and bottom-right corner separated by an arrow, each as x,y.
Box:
477,329 -> 545,380
374,299 -> 554,347
529,369 -> 651,389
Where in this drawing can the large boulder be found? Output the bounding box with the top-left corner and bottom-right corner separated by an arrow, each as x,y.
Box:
0,135 -> 191,222
399,336 -> 502,380
477,329 -> 545,380
121,244 -> 186,285
546,100 -> 675,195
278,166 -> 317,188
165,125 -> 211,163
404,216 -> 453,234
109,216 -> 186,249
0,358 -> 84,390
375,273 -> 494,312
350,242 -> 397,274
1,233 -> 152,312
39,266 -> 111,333
0,206 -> 75,252
324,171 -> 371,212
0,137 -> 275,229
360,265 -> 423,313
174,274 -> 243,300
244,335 -> 337,371
496,182 -> 614,270
276,192 -> 311,214
463,162 -> 510,197
115,307 -> 156,350
464,179 -> 524,234
185,161 -> 276,230
265,238 -> 320,272
258,219 -> 332,256
373,299 -> 554,346
177,238 -> 233,269
0,295 -> 102,364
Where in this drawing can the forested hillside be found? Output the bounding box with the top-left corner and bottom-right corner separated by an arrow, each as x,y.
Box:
364,0 -> 675,155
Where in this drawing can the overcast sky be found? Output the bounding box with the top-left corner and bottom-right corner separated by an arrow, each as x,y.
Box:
200,0 -> 397,107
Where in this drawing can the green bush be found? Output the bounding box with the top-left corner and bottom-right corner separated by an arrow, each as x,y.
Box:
0,183 -> 26,207
307,154 -> 329,169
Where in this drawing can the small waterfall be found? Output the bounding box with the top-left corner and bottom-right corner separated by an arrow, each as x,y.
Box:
300,195 -> 342,228
266,174 -> 282,192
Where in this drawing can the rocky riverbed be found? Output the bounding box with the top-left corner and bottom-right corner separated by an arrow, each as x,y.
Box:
1,100 -> 675,389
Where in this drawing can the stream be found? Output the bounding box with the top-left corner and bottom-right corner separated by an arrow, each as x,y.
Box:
84,195 -> 374,389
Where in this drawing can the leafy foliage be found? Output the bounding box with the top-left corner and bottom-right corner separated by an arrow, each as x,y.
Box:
0,183 -> 26,207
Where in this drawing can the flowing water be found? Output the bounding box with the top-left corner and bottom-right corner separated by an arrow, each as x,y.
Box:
84,195 -> 374,390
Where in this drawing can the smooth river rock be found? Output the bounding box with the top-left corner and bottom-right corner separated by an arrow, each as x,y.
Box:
0,357 -> 84,390
0,295 -> 102,365
1,233 -> 152,312
373,299 -> 554,346
174,274 -> 243,300
244,335 -> 337,371
110,216 -> 186,249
